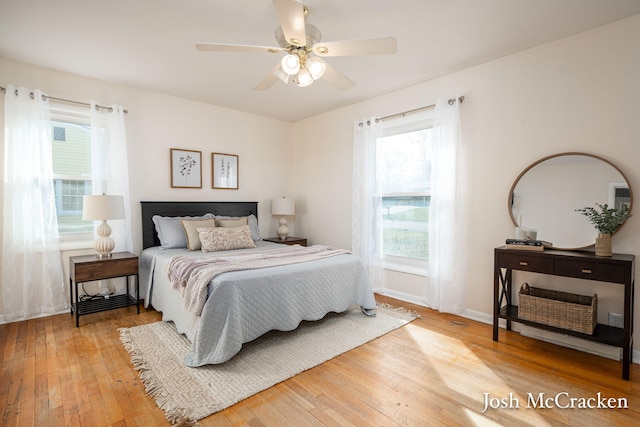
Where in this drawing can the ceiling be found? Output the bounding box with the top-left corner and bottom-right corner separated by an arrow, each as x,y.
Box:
2,0 -> 640,122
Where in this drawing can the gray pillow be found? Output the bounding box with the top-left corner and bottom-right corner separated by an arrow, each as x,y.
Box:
152,213 -> 214,248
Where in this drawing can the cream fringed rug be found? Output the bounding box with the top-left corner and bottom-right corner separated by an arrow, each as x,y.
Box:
119,304 -> 417,425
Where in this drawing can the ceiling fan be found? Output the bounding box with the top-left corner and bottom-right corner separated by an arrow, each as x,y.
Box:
195,0 -> 397,91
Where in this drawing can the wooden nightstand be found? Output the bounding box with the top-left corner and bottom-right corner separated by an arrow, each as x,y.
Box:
263,236 -> 307,247
69,252 -> 139,327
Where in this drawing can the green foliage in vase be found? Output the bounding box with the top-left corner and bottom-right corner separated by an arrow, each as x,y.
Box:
575,203 -> 632,234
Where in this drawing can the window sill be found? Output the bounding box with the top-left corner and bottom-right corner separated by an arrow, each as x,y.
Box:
383,260 -> 427,277
59,240 -> 94,251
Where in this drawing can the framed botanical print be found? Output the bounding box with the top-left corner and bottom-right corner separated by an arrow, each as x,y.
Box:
170,148 -> 202,188
212,152 -> 239,190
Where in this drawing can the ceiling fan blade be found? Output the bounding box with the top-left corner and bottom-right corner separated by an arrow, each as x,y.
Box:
312,36 -> 397,57
254,73 -> 280,91
272,0 -> 306,47
321,63 -> 355,91
196,43 -> 284,54
254,64 -> 290,91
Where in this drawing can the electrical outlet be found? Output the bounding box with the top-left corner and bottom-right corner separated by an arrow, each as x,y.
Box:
608,312 -> 623,328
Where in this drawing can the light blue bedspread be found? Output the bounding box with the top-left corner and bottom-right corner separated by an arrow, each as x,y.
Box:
139,241 -> 376,366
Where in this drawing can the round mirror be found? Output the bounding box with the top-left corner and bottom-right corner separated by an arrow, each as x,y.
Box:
509,152 -> 632,250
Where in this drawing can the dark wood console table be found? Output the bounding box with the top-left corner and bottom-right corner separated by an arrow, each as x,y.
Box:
493,247 -> 635,380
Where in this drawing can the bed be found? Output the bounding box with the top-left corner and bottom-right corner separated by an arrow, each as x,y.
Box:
139,201 -> 377,367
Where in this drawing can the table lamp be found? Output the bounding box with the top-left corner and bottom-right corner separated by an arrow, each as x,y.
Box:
83,194 -> 125,258
272,196 -> 295,240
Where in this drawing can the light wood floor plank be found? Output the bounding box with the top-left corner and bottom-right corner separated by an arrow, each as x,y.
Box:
1,295 -> 639,426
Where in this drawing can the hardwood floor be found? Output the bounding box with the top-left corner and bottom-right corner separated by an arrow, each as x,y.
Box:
1,294 -> 639,426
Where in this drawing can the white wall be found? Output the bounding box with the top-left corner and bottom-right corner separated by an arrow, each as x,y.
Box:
292,15 -> 640,330
0,57 -> 294,316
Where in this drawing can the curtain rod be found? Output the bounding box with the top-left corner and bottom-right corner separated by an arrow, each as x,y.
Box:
0,86 -> 128,113
376,96 -> 464,123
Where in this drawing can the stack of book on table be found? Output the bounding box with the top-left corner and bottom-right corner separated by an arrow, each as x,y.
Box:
505,239 -> 553,251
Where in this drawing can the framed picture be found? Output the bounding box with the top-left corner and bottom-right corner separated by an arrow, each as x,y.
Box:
212,152 -> 239,190
170,148 -> 202,188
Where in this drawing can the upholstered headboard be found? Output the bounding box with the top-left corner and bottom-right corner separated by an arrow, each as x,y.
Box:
140,201 -> 258,249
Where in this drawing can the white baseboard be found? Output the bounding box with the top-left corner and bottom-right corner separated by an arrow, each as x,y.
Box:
373,288 -> 637,364
517,326 -> 621,360
374,288 -> 425,307
0,307 -> 69,325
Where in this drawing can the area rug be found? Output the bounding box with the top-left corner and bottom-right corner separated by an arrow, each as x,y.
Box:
119,304 -> 418,425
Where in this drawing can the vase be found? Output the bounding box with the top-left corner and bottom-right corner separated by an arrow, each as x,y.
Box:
595,233 -> 612,257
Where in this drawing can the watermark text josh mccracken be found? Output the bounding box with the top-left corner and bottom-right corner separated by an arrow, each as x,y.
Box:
482,392 -> 628,412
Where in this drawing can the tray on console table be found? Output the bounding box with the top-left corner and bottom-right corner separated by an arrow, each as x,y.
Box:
493,247 -> 635,380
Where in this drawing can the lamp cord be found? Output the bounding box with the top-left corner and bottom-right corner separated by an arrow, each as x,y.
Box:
79,283 -> 111,301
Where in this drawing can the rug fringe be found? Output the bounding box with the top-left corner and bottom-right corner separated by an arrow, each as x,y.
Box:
376,302 -> 421,319
118,328 -> 199,427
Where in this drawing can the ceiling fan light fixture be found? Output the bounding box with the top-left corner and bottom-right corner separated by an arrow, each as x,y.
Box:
196,1 -> 397,91
307,56 -> 326,80
295,67 -> 314,87
281,54 -> 300,75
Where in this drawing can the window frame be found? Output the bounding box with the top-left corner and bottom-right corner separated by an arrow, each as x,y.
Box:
377,111 -> 434,276
50,106 -> 94,243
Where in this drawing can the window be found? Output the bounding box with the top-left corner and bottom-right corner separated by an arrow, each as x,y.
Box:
51,111 -> 94,236
376,113 -> 433,273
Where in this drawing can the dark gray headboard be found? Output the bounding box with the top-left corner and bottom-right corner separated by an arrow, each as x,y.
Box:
141,201 -> 258,249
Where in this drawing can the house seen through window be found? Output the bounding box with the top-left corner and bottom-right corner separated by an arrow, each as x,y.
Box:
377,114 -> 432,267
51,114 -> 93,235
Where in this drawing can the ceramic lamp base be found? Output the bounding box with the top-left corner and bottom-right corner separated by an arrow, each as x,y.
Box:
94,220 -> 116,258
277,217 -> 289,240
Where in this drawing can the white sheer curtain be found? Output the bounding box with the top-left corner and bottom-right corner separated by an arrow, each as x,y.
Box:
1,85 -> 66,322
90,103 -> 133,294
352,118 -> 384,289
423,97 -> 466,313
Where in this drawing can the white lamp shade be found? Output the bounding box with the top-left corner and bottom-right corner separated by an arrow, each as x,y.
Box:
82,195 -> 125,221
295,67 -> 314,87
272,197 -> 295,216
307,57 -> 326,80
281,54 -> 300,75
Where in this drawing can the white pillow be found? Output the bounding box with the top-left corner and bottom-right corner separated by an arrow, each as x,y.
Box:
152,213 -> 214,249
198,225 -> 256,252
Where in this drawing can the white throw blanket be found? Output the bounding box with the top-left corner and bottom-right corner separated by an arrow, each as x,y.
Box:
167,245 -> 351,316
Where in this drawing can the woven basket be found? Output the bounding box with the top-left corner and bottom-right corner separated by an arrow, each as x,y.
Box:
519,283 -> 597,335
